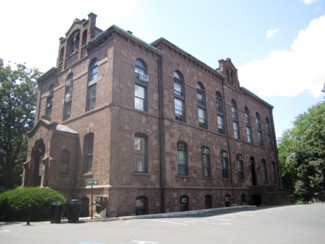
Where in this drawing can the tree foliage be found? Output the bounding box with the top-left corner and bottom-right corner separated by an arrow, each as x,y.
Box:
0,59 -> 41,190
278,102 -> 325,202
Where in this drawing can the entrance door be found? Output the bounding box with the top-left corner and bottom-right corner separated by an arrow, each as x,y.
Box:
250,157 -> 257,186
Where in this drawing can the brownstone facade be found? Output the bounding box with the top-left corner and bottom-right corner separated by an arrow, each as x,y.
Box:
23,13 -> 290,217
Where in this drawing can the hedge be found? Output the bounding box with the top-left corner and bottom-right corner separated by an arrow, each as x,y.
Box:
0,187 -> 66,221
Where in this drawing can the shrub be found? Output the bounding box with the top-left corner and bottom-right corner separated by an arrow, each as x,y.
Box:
0,187 -> 66,221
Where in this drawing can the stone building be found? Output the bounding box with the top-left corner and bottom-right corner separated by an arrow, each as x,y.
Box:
22,13 -> 289,217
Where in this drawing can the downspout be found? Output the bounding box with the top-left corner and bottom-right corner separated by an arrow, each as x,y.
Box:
221,79 -> 235,204
157,55 -> 165,213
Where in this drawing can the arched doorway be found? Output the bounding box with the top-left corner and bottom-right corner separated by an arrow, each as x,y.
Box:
250,157 -> 257,186
30,139 -> 45,186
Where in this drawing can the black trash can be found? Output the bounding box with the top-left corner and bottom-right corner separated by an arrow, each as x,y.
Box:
50,202 -> 62,223
67,199 -> 80,223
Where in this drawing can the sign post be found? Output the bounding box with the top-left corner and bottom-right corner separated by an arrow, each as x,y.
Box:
85,179 -> 98,219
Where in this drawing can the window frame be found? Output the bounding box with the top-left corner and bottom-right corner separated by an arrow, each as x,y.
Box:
134,59 -> 148,111
231,100 -> 240,139
60,149 -> 70,174
174,71 -> 186,122
256,112 -> 263,146
216,92 -> 225,134
86,58 -> 98,111
221,150 -> 229,178
84,133 -> 94,173
45,84 -> 54,121
63,73 -> 73,120
134,133 -> 148,173
245,107 -> 252,143
237,154 -> 245,180
197,82 -> 207,129
177,141 -> 188,176
202,146 -> 211,177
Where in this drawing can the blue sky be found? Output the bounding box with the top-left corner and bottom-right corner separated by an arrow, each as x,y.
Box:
1,0 -> 324,139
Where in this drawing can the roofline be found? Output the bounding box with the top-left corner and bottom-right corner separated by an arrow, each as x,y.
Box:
240,87 -> 273,109
151,37 -> 225,79
85,25 -> 162,55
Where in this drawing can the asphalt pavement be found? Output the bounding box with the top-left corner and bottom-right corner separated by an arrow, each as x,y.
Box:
1,203 -> 324,244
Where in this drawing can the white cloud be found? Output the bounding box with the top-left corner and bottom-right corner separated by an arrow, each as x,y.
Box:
238,15 -> 325,98
302,0 -> 319,4
266,29 -> 279,39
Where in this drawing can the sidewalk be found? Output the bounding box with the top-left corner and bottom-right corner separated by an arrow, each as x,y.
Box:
75,204 -> 257,223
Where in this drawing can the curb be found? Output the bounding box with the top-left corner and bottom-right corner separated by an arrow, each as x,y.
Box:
77,205 -> 257,223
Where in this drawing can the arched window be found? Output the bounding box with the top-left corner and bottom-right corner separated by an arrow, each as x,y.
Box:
216,92 -> 225,134
271,161 -> 277,184
86,58 -> 98,111
177,141 -> 187,176
256,112 -> 263,146
245,107 -> 252,143
221,150 -> 229,178
237,154 -> 244,180
134,59 -> 148,111
60,150 -> 69,174
136,196 -> 148,215
174,71 -> 185,122
197,82 -> 207,128
84,133 -> 94,173
63,73 -> 73,120
266,118 -> 273,149
134,133 -> 147,173
261,159 -> 268,182
202,146 -> 211,177
231,100 -> 240,139
45,84 -> 54,121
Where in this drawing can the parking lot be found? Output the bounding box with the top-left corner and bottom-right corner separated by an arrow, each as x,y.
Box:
1,203 -> 325,244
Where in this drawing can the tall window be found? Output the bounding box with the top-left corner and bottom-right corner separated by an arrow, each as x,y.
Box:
84,133 -> 94,173
216,92 -> 225,134
134,133 -> 147,173
237,154 -> 244,180
134,59 -> 148,111
266,118 -> 273,149
197,82 -> 207,128
245,107 -> 252,143
68,31 -> 80,55
177,141 -> 188,176
60,150 -> 69,174
174,71 -> 185,122
271,161 -> 277,184
86,58 -> 98,111
202,146 -> 211,177
256,113 -> 263,146
63,73 -> 73,120
45,84 -> 54,121
261,159 -> 268,182
231,100 -> 240,139
221,150 -> 229,178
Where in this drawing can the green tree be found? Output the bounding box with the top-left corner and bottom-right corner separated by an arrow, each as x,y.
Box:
278,102 -> 325,202
0,59 -> 41,190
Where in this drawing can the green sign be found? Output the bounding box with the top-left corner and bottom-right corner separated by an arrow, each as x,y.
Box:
85,179 -> 99,185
